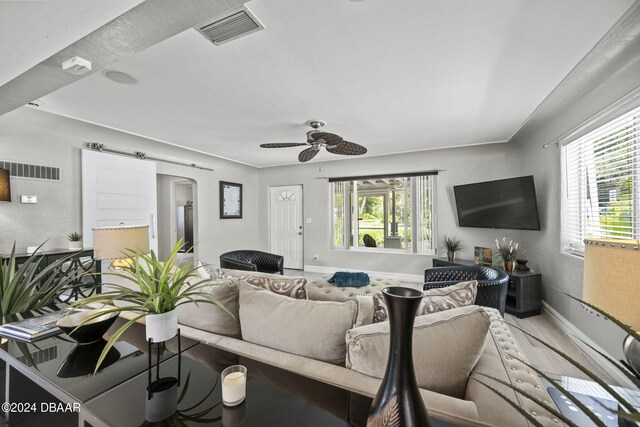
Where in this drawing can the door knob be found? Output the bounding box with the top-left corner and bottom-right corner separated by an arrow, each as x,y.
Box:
298,232 -> 302,235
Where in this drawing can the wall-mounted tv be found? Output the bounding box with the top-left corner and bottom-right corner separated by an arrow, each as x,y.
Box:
454,175 -> 541,230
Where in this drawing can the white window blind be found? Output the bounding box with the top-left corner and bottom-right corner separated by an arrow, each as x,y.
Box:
415,175 -> 435,253
561,104 -> 640,255
331,181 -> 348,249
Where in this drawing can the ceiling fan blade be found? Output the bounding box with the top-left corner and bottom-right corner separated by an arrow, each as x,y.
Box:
310,132 -> 343,146
260,143 -> 308,148
298,147 -> 320,162
326,141 -> 367,156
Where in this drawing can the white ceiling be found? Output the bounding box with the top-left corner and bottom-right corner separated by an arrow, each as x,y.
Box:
28,0 -> 635,167
0,0 -> 144,86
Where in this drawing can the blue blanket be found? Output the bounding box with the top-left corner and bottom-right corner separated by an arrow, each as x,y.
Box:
327,271 -> 370,287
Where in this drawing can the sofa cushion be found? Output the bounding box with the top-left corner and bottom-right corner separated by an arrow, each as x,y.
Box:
346,305 -> 490,398
176,278 -> 240,337
373,280 -> 477,323
238,282 -> 357,365
221,269 -> 307,299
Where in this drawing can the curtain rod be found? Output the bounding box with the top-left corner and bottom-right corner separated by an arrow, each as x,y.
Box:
85,143 -> 214,171
327,170 -> 441,182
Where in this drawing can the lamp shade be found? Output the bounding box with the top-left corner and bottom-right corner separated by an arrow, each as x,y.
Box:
0,169 -> 10,202
583,238 -> 640,332
92,225 -> 150,260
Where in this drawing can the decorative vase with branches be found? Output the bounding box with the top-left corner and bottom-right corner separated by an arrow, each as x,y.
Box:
494,237 -> 522,272
442,236 -> 464,262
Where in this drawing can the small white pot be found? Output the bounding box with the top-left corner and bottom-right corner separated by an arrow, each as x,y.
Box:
145,309 -> 178,343
68,241 -> 82,251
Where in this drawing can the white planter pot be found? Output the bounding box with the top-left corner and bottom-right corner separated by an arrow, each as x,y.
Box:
68,241 -> 83,251
145,310 -> 178,343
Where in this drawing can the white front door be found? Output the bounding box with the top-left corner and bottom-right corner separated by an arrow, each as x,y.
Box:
270,185 -> 303,270
82,150 -> 158,252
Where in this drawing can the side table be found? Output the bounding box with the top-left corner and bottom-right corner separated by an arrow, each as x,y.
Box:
431,258 -> 542,318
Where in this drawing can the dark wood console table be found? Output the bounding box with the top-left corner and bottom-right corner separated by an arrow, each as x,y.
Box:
431,258 -> 542,318
1,248 -> 100,303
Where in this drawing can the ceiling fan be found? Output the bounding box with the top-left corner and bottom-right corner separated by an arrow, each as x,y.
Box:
260,120 -> 367,162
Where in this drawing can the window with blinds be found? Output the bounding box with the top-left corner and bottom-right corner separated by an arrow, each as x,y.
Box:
561,104 -> 640,255
330,173 -> 436,254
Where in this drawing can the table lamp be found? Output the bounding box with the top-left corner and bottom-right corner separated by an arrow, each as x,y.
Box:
92,225 -> 150,269
583,238 -> 640,377
0,169 -> 11,202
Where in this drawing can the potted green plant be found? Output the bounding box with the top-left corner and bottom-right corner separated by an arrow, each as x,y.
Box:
72,239 -> 231,374
0,242 -> 77,318
494,237 -> 522,272
442,236 -> 464,262
67,232 -> 83,251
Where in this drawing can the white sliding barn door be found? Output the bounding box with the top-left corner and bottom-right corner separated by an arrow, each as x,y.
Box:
82,150 -> 157,252
270,185 -> 303,270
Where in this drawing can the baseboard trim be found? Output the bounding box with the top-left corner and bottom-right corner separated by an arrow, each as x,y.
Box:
541,301 -> 636,389
303,265 -> 423,283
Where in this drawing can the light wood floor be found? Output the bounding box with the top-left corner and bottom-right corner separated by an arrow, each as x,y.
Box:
285,269 -> 618,385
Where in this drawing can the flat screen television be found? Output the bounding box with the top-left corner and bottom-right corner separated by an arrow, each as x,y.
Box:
454,175 -> 541,230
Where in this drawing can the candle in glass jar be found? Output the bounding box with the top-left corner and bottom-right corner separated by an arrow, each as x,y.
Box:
222,366 -> 247,406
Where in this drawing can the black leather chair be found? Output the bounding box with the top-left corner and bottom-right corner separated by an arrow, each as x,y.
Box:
423,265 -> 509,316
363,234 -> 377,247
219,250 -> 284,275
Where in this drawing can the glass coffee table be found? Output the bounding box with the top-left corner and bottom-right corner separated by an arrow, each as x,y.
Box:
0,318 -> 452,426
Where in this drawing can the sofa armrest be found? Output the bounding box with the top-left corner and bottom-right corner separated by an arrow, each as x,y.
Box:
466,308 -> 557,426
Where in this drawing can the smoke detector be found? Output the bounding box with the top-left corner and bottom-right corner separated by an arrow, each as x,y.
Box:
62,56 -> 92,75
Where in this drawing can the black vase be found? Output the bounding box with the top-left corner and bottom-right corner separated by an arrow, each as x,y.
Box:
367,287 -> 431,427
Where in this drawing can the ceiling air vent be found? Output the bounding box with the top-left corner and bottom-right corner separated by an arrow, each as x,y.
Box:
196,6 -> 264,46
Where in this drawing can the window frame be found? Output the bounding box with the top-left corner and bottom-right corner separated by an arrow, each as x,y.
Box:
329,174 -> 436,255
561,103 -> 640,256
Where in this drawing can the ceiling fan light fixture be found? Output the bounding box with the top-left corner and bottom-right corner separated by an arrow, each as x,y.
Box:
261,120 -> 367,162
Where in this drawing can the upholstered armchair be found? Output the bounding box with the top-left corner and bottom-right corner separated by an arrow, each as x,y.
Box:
424,265 -> 509,316
219,250 -> 284,275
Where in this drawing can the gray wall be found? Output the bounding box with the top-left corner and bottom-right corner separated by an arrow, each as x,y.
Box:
257,143 -> 525,277
0,107 -> 259,264
510,34 -> 640,360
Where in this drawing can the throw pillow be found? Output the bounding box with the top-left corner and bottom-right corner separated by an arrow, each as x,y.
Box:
373,280 -> 477,323
221,269 -> 307,299
199,261 -> 224,279
327,271 -> 370,287
238,281 -> 357,365
345,305 -> 490,398
176,278 -> 240,337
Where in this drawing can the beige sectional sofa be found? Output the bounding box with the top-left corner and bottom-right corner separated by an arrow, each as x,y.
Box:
105,267 -> 560,426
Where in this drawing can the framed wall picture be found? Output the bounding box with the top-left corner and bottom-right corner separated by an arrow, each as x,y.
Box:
474,246 -> 493,266
220,181 -> 242,219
